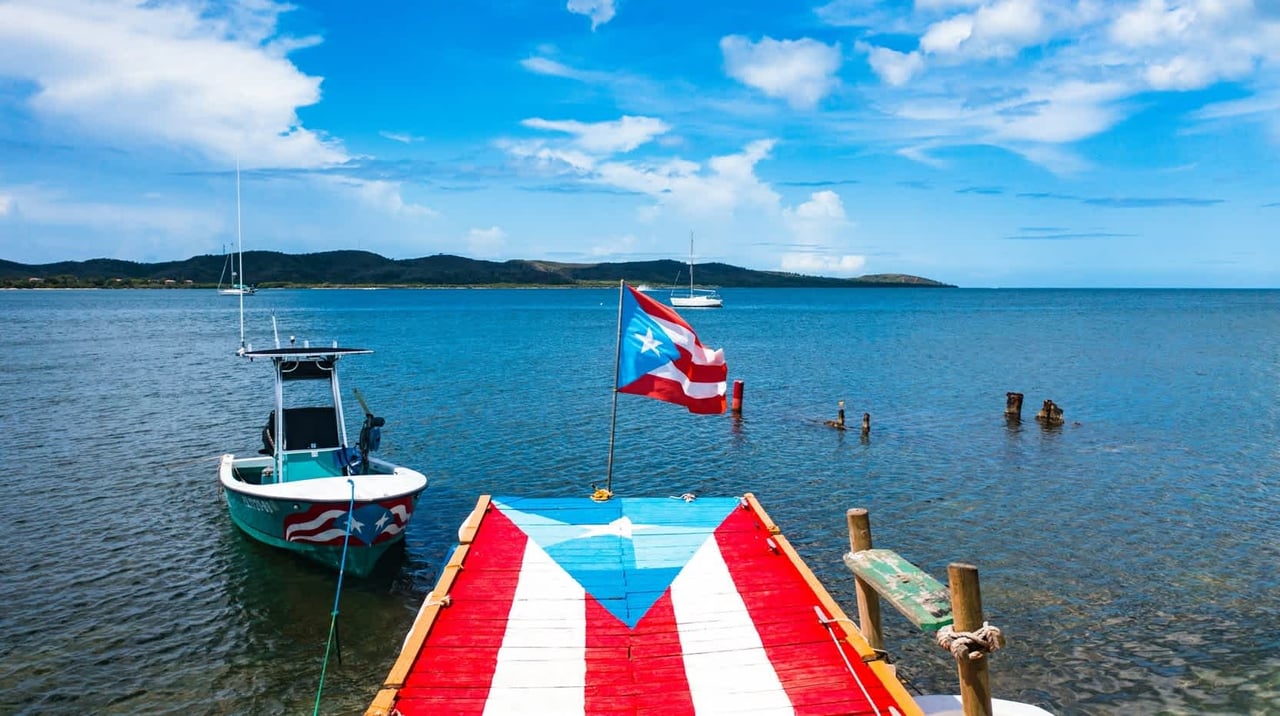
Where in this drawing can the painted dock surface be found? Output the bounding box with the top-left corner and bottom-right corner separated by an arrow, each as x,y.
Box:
368,494 -> 921,715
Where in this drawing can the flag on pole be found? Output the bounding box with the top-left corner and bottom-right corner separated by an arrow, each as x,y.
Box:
616,283 -> 727,414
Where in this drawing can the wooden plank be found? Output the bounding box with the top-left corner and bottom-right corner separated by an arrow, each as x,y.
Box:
843,548 -> 953,632
740,495 -> 925,716
366,495 -> 492,715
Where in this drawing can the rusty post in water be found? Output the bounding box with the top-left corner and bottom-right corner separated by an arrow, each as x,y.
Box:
1004,392 -> 1023,422
846,508 -> 883,651
1035,399 -> 1064,426
731,379 -> 744,415
861,412 -> 870,436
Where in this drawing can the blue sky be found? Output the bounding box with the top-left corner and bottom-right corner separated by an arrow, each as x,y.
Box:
1,0 -> 1278,287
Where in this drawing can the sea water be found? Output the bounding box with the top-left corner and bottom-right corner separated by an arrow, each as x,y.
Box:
1,287 -> 1277,715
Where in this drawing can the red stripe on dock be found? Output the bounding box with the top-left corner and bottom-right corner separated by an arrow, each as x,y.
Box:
396,508 -> 528,715
583,591 -> 697,715
715,504 -> 903,715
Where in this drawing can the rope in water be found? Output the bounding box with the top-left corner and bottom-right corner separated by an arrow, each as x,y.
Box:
312,478 -> 357,716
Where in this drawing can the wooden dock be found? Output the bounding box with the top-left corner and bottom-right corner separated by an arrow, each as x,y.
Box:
367,494 -> 920,715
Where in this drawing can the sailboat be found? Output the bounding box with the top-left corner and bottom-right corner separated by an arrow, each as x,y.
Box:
218,164 -> 256,296
669,233 -> 722,308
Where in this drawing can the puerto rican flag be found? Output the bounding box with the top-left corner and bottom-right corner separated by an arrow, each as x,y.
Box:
282,496 -> 413,546
617,283 -> 727,414
394,497 -> 907,715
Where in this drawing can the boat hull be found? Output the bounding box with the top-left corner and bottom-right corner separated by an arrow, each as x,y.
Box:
670,295 -> 723,308
219,455 -> 427,577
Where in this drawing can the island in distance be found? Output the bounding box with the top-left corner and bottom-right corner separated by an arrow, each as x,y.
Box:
0,251 -> 954,289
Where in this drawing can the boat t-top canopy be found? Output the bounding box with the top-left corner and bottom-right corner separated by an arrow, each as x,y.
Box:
241,346 -> 372,360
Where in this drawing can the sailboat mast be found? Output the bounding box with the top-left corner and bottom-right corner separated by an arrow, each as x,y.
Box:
236,161 -> 245,349
689,232 -> 694,292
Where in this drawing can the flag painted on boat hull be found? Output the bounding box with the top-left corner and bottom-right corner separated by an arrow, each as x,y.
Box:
393,497 -> 907,715
282,496 -> 413,546
617,283 -> 727,414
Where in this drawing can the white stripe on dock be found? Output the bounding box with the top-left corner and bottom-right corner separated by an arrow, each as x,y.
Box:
672,536 -> 793,715
483,539 -> 586,716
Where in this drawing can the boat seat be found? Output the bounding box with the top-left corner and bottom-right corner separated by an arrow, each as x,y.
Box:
282,407 -> 341,451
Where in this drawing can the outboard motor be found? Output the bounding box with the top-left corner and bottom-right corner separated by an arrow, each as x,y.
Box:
357,413 -> 385,474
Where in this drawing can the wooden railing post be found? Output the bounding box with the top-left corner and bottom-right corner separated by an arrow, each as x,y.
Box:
948,563 -> 993,716
846,508 -> 883,651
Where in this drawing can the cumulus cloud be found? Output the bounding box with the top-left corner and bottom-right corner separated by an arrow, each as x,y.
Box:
780,253 -> 867,275
864,45 -> 925,85
467,226 -> 507,258
594,140 -> 782,216
778,191 -> 864,276
720,35 -> 843,109
567,0 -> 616,30
0,0 -> 346,169
521,116 -> 671,154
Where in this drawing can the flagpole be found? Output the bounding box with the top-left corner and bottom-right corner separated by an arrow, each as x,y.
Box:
601,279 -> 625,500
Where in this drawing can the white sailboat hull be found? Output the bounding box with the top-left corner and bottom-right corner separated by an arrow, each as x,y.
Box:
670,293 -> 723,308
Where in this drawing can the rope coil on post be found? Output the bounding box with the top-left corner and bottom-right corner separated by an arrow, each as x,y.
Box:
935,621 -> 1005,661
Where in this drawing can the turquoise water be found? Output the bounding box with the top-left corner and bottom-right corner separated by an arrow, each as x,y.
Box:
2,287 -> 1278,715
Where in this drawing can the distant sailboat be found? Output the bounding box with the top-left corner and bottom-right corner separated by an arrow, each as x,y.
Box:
219,164 -> 255,297
669,233 -> 722,308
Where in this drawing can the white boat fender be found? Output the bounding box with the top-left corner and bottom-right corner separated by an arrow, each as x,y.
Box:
915,694 -> 1055,715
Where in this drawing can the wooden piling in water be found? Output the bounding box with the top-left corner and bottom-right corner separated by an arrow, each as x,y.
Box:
845,508 -> 884,652
825,400 -> 846,430
948,563 -> 994,716
1004,392 -> 1023,421
1035,399 -> 1064,426
861,412 -> 871,436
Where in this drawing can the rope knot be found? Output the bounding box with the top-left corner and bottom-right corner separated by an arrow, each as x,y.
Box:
936,622 -> 1005,661
590,487 -> 613,502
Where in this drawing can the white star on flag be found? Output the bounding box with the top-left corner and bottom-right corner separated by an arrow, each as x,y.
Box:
633,327 -> 663,355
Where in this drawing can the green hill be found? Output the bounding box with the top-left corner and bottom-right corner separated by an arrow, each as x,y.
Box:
0,252 -> 954,289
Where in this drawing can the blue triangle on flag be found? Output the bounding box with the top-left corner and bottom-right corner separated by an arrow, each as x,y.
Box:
495,497 -> 741,628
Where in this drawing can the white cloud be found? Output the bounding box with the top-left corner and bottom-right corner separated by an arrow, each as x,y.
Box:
521,116 -> 671,154
783,190 -> 851,242
849,0 -> 1280,168
567,0 -> 616,30
467,226 -> 507,258
0,0 -> 346,169
521,55 -> 584,79
587,140 -> 781,217
778,191 -> 863,276
720,36 -> 843,109
780,253 -> 867,275
1109,0 -> 1195,46
864,45 -> 925,85
919,0 -> 1044,59
921,15 -> 975,53
379,131 -> 422,144
0,194 -> 10,216
324,177 -> 437,218
1,185 -> 210,233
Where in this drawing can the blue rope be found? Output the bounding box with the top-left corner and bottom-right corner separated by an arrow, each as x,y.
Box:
313,478 -> 357,716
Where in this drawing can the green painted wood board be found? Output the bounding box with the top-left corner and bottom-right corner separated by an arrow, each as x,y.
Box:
843,549 -> 954,632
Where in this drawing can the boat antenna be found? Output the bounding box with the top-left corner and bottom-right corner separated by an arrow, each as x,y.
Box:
599,279 -> 624,501
271,311 -> 281,349
236,159 -> 246,351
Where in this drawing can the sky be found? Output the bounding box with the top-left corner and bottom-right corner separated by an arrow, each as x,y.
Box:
1,0 -> 1279,287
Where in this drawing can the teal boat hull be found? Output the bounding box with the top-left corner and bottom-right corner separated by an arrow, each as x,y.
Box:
221,475 -> 424,578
